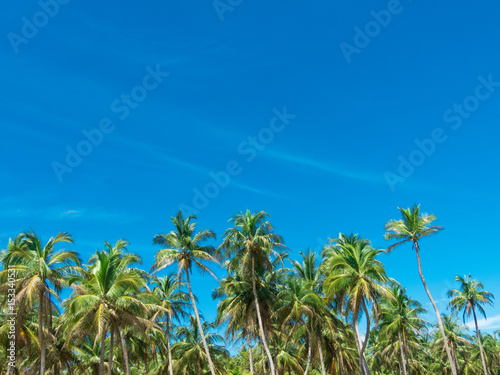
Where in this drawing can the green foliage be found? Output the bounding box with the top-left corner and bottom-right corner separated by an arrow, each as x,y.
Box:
0,207 -> 498,374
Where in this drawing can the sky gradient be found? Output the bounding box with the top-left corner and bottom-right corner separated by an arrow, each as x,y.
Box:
1,0 -> 500,332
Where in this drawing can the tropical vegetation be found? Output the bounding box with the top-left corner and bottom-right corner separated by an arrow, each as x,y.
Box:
0,206 -> 498,374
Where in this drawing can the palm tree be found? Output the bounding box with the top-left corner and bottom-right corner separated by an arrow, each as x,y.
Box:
214,267 -> 259,375
290,250 -> 329,375
433,313 -> 472,373
448,274 -> 495,375
172,315 -> 229,374
384,204 -> 458,375
378,285 -> 427,375
152,210 -> 220,375
62,240 -> 153,375
219,210 -> 286,375
273,277 -> 324,375
0,230 -> 80,375
151,274 -> 191,375
322,233 -> 387,375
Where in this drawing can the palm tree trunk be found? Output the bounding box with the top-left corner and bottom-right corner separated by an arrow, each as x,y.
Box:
167,313 -> 174,375
251,253 -> 276,375
414,242 -> 458,375
262,345 -> 268,375
185,270 -> 217,375
361,299 -> 371,354
339,353 -> 347,375
107,328 -> 114,375
248,331 -> 255,375
352,301 -> 371,375
99,322 -> 107,375
402,330 -> 411,375
473,308 -> 489,375
318,341 -> 327,375
303,329 -> 312,375
118,327 -> 131,375
398,332 -> 407,375
39,288 -> 45,375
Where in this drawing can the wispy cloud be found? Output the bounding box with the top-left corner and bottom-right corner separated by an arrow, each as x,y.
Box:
0,204 -> 142,225
110,136 -> 209,175
466,314 -> 500,331
263,150 -> 385,184
230,180 -> 283,197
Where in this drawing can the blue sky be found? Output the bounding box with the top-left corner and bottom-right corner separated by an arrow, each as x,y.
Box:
1,0 -> 500,334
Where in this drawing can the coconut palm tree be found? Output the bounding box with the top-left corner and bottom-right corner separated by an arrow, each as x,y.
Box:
152,210 -> 220,375
290,250 -> 330,375
151,274 -> 191,375
214,267 -> 259,375
172,315 -> 229,375
219,210 -> 286,375
384,204 -> 458,375
322,233 -> 387,375
0,230 -> 80,375
62,240 -> 154,375
378,285 -> 427,375
433,314 -> 472,373
448,274 -> 495,375
273,277 -> 325,375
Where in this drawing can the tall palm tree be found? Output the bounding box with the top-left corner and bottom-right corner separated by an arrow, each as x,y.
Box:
151,274 -> 191,375
0,230 -> 80,375
62,240 -> 153,375
448,274 -> 495,375
152,210 -> 220,375
218,210 -> 286,375
322,233 -> 387,375
384,204 -> 458,375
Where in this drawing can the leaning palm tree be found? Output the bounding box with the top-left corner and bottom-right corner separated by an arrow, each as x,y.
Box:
0,230 -> 80,375
322,233 -> 387,375
151,210 -> 220,375
384,204 -> 458,375
448,274 -> 494,375
218,210 -> 286,375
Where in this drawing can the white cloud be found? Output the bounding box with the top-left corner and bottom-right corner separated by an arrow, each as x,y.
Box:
466,314 -> 500,331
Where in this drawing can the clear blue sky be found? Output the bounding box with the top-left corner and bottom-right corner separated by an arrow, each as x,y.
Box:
1,0 -> 500,333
